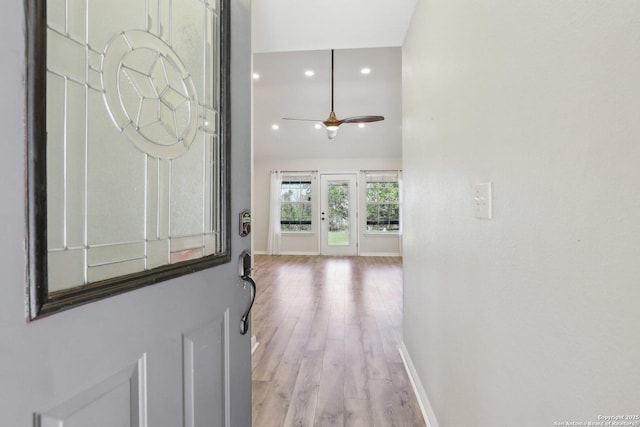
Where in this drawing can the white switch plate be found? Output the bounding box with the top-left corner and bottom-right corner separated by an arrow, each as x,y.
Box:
474,182 -> 492,219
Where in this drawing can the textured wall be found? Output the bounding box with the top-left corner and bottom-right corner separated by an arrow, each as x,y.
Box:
402,0 -> 640,425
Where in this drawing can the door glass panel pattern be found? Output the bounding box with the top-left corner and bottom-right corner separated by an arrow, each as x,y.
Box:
46,0 -> 223,291
327,182 -> 350,246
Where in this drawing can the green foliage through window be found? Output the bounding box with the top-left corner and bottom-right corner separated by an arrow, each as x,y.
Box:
327,183 -> 349,233
281,180 -> 312,232
366,181 -> 400,232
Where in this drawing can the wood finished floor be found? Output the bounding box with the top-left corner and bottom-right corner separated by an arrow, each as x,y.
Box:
251,255 -> 425,427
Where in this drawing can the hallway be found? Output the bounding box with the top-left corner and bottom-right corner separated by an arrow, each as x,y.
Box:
251,255 -> 425,427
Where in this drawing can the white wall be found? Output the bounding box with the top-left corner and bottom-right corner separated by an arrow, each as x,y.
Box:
253,157 -> 401,255
402,0 -> 640,426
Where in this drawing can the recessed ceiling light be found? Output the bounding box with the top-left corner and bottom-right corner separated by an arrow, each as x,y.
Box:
252,73 -> 260,79
305,70 -> 315,77
314,124 -> 322,129
360,67 -> 371,75
271,124 -> 279,130
358,123 -> 366,128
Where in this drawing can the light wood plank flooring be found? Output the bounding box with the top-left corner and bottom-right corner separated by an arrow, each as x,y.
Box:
251,255 -> 425,427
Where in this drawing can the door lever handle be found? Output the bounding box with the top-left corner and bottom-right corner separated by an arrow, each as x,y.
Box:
238,250 -> 256,335
239,275 -> 256,335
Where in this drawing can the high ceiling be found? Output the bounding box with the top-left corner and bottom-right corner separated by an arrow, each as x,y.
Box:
251,1 -> 415,161
252,0 -> 418,53
252,47 -> 402,160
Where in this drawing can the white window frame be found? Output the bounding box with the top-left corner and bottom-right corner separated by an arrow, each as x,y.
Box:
364,173 -> 401,235
280,174 -> 314,234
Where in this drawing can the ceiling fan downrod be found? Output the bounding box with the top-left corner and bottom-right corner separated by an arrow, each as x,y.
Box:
282,48 -> 385,139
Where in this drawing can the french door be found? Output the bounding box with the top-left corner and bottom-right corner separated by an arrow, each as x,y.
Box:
320,174 -> 358,255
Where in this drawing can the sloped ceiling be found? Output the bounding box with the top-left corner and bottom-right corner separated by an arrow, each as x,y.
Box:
251,1 -> 415,161
252,0 -> 418,53
253,47 -> 402,160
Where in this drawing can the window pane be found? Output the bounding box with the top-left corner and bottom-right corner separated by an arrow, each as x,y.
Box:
365,179 -> 400,233
328,182 -> 350,245
366,184 -> 378,202
280,179 -> 312,232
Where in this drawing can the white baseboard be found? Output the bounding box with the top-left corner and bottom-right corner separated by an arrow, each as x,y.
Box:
253,251 -> 321,256
399,342 -> 440,427
279,251 -> 320,256
253,251 -> 400,257
358,252 -> 402,257
251,335 -> 259,354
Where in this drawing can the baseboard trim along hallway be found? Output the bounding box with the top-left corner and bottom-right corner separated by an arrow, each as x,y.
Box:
399,342 -> 441,427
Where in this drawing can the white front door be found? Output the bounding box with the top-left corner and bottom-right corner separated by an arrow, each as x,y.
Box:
320,174 -> 358,255
0,0 -> 253,425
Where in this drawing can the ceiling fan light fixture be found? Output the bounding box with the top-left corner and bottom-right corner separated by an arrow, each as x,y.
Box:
326,126 -> 339,139
281,49 -> 384,140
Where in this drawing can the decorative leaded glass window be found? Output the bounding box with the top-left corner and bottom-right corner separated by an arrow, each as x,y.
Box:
26,0 -> 231,319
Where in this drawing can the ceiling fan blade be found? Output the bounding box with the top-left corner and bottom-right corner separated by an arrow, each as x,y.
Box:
340,115 -> 385,124
283,51 -> 383,140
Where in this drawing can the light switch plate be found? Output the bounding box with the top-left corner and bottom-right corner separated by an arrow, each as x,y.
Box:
474,182 -> 492,219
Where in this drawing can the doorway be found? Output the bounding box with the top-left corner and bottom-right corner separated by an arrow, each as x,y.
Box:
320,173 -> 358,256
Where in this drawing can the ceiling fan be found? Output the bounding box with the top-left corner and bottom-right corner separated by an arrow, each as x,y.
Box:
283,49 -> 384,139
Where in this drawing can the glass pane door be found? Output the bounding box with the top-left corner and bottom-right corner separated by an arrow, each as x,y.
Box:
320,174 -> 357,255
327,182 -> 350,246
